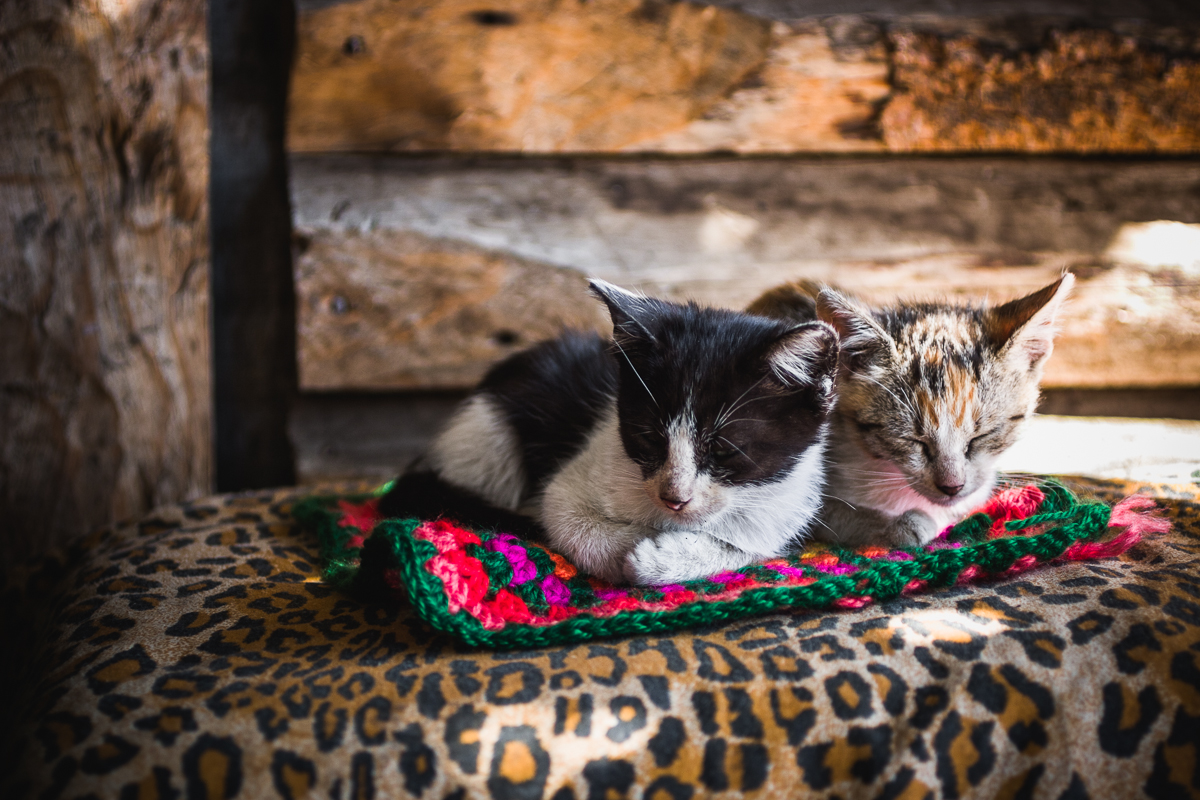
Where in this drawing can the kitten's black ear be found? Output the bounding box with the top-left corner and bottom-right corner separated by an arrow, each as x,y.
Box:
767,322 -> 840,402
589,279 -> 658,346
816,289 -> 892,369
985,273 -> 1075,369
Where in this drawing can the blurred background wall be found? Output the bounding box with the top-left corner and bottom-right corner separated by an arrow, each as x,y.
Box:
3,0 -> 1200,565
284,0 -> 1200,484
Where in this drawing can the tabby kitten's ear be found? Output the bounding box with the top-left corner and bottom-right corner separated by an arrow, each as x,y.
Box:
746,279 -> 825,322
589,279 -> 659,347
816,289 -> 893,370
766,322 -> 840,401
985,273 -> 1075,369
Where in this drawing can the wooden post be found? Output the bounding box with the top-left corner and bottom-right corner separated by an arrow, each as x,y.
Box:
209,0 -> 298,492
0,0 -> 211,562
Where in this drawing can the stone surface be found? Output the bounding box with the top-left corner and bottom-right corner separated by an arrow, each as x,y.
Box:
295,229 -> 609,389
0,0 -> 210,562
289,0 -> 1200,153
292,155 -> 1200,391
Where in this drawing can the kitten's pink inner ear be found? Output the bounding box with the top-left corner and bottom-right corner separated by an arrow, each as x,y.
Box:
987,273 -> 1075,366
815,291 -> 889,357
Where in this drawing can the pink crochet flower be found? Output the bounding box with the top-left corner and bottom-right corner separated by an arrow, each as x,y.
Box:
546,604 -> 577,623
426,550 -> 488,612
486,538 -> 538,584
489,589 -> 534,624
661,589 -> 697,606
414,520 -> 481,552
337,499 -> 381,534
541,575 -> 570,606
983,484 -> 1046,538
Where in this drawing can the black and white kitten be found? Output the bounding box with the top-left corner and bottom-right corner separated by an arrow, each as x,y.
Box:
379,280 -> 840,584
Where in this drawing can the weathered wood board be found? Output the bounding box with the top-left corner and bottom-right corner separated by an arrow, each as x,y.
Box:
1,0 -> 210,562
293,155 -> 1200,391
295,229 -> 608,389
288,0 -> 1200,153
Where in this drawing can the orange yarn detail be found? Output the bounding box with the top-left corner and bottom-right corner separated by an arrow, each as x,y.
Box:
550,552 -> 578,580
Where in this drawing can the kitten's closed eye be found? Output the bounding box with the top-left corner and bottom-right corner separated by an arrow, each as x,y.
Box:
967,429 -> 998,454
711,444 -> 740,461
904,437 -> 933,460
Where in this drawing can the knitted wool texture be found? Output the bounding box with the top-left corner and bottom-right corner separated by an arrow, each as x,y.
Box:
292,482 -> 1165,648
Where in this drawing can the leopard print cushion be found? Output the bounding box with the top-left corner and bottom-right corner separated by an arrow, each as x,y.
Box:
5,478 -> 1199,800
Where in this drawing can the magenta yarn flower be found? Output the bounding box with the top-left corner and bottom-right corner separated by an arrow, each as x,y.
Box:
813,562 -> 859,575
485,538 -> 538,583
541,575 -> 570,606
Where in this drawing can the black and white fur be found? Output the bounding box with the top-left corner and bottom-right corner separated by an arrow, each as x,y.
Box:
380,280 -> 840,584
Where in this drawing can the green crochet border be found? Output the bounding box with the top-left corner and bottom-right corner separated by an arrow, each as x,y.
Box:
292,482 -> 1115,649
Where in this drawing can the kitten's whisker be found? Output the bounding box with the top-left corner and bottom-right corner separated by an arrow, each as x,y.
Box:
714,375 -> 770,429
718,417 -> 764,427
860,374 -> 918,419
818,492 -> 857,511
612,338 -> 659,408
718,436 -> 758,468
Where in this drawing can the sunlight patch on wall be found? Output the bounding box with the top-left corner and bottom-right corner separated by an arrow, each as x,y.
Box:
1105,221 -> 1200,273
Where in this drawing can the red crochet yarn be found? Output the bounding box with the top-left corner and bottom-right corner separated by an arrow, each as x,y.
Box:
295,481 -> 1164,648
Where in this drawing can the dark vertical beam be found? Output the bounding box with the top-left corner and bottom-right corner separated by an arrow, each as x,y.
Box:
210,0 -> 298,490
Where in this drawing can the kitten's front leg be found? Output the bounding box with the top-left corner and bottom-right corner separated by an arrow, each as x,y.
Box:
817,504 -> 940,548
627,531 -> 756,585
885,510 -> 940,547
540,494 -> 654,583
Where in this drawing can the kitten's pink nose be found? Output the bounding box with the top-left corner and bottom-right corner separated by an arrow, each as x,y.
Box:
660,494 -> 691,512
937,483 -> 965,497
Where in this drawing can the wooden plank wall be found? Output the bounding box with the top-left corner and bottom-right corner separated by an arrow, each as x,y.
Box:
287,0 -> 1200,483
1,0 -> 211,559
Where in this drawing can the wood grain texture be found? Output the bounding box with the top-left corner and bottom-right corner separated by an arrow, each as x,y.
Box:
0,1 -> 210,562
884,29 -> 1200,153
287,0 -> 888,153
292,155 -> 1200,391
295,229 -> 608,389
288,0 -> 1200,153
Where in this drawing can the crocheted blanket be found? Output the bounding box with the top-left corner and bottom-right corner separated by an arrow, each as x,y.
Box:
293,482 -> 1166,648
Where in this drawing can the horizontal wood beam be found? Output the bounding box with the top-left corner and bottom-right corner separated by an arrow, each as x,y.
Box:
288,1 -> 1200,154
292,155 -> 1200,391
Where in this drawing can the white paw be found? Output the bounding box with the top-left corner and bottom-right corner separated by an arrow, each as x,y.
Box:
626,532 -> 742,585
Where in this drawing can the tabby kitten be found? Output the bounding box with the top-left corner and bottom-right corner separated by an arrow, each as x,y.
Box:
747,274 -> 1074,546
380,280 -> 840,584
